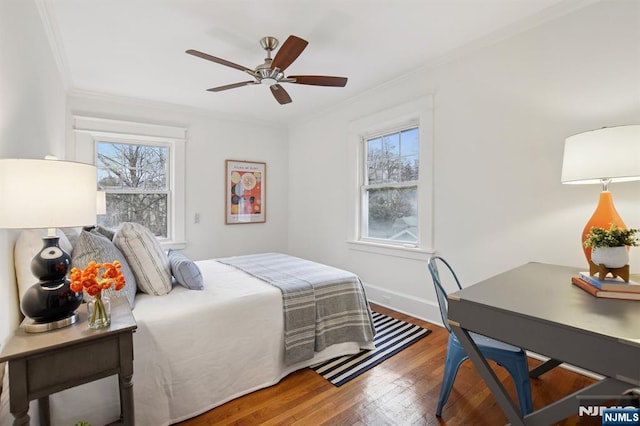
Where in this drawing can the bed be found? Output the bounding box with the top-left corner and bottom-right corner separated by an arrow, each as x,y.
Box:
0,227 -> 375,425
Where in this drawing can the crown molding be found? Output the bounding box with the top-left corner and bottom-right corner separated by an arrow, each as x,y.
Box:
418,0 -> 602,72
68,88 -> 288,130
290,0 -> 600,128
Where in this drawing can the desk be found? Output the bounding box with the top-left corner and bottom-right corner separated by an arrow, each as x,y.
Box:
447,262 -> 640,426
0,299 -> 137,425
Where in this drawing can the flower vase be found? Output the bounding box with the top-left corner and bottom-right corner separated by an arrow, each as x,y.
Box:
87,293 -> 111,329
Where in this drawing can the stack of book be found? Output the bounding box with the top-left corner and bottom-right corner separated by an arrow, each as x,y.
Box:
571,272 -> 640,300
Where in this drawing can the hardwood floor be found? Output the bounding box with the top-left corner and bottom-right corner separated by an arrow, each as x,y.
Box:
177,304 -> 596,425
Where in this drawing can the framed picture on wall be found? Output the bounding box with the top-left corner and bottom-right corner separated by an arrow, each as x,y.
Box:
225,160 -> 266,224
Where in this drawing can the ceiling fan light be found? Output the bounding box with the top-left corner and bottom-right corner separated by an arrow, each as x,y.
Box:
188,34 -> 347,105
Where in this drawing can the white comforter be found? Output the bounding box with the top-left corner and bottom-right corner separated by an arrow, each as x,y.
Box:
0,259 -> 370,425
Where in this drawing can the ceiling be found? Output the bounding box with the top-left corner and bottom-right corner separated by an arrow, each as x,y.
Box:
40,0 -> 589,125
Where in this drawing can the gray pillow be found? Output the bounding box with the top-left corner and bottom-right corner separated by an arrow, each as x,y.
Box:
94,224 -> 115,241
168,249 -> 204,290
72,230 -> 137,308
113,222 -> 172,296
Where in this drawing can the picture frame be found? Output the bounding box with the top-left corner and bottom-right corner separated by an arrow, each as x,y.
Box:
225,160 -> 266,224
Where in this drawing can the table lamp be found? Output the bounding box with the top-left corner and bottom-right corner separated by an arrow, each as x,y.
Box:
561,125 -> 640,267
0,158 -> 97,332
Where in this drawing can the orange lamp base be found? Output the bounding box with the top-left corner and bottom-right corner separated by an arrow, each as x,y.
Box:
581,191 -> 626,264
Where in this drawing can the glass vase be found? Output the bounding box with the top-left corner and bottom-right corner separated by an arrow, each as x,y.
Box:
87,293 -> 111,329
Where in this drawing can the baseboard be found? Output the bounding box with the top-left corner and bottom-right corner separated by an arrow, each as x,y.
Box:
363,282 -> 443,328
526,352 -> 604,381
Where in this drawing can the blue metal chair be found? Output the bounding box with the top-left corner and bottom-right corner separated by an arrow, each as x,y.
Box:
427,256 -> 533,417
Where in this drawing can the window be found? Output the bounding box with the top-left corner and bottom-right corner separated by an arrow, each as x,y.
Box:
347,95 -> 433,257
362,126 -> 419,243
96,141 -> 170,237
70,116 -> 187,249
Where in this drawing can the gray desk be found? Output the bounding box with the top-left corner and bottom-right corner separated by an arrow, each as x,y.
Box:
0,299 -> 137,425
447,262 -> 640,426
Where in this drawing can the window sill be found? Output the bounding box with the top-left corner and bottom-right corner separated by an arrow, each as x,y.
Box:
160,240 -> 187,251
347,240 -> 433,261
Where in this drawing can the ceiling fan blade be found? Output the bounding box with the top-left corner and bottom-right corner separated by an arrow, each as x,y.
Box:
288,75 -> 348,87
270,84 -> 292,104
186,49 -> 253,73
207,81 -> 256,92
270,35 -> 308,72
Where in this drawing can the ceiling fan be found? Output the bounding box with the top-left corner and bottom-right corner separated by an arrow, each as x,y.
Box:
186,35 -> 348,105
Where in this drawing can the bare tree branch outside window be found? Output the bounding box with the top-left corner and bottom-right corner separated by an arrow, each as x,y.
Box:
96,142 -> 169,237
363,127 -> 419,243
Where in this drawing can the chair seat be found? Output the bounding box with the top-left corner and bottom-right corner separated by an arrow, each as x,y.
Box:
440,331 -> 533,416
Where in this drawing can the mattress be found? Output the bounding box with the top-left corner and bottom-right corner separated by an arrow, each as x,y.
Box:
0,259 -> 371,425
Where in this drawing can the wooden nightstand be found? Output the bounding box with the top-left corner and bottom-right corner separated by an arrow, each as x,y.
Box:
0,298 -> 137,425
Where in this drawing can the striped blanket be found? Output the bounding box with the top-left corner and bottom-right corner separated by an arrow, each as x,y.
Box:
217,253 -> 376,365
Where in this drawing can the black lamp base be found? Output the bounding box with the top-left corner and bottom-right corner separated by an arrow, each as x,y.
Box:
23,312 -> 79,333
20,236 -> 83,330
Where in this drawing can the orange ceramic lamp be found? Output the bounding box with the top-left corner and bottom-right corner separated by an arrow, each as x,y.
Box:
561,125 -> 640,265
580,189 -> 626,262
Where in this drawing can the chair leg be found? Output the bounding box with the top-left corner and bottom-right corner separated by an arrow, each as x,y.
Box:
436,336 -> 468,416
495,352 -> 534,415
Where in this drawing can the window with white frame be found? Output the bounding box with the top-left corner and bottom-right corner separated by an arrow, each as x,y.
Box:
70,116 -> 187,249
348,95 -> 433,256
362,126 -> 419,243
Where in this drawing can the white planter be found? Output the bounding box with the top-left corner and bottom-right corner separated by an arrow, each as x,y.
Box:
591,246 -> 629,268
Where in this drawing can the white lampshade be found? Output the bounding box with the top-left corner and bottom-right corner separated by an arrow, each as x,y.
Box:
561,125 -> 640,185
0,159 -> 97,228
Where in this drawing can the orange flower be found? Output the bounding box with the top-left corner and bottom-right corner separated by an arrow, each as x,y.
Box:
69,260 -> 126,296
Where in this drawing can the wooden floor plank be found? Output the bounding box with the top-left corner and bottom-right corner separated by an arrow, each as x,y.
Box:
177,303 -> 596,425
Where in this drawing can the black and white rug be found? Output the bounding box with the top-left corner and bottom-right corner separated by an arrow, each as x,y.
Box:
311,311 -> 432,387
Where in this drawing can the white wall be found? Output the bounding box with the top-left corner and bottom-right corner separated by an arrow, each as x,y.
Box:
0,1 -> 289,347
0,0 -> 68,345
67,95 -> 290,260
2,0 -> 639,344
287,0 -> 640,324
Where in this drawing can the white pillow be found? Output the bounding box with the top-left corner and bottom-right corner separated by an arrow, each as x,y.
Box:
113,222 -> 172,296
14,229 -> 73,302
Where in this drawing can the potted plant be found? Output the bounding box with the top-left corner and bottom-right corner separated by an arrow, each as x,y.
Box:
584,224 -> 639,268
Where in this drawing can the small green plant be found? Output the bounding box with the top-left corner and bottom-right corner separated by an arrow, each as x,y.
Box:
584,224 -> 639,248
74,422 -> 91,426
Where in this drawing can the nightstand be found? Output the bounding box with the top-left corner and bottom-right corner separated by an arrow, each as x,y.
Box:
0,298 -> 137,425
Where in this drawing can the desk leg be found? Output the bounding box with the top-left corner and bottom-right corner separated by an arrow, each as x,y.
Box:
529,359 -> 562,378
450,324 -> 525,426
524,378 -> 632,426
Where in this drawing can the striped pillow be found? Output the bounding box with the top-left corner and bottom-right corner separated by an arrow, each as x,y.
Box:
168,249 -> 204,290
113,223 -> 172,296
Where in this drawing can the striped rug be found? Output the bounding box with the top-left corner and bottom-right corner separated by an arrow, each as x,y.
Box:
310,311 -> 431,386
